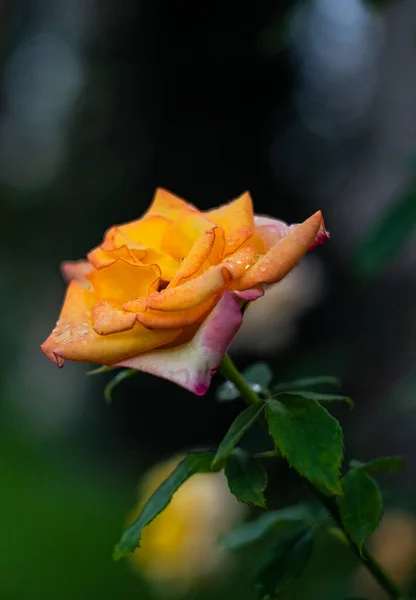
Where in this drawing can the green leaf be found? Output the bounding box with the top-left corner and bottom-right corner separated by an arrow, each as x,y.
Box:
276,390 -> 353,409
339,468 -> 383,550
113,451 -> 215,559
104,369 -> 136,404
212,402 -> 266,468
254,449 -> 282,459
274,376 -> 341,393
327,527 -> 349,546
225,449 -> 267,508
86,365 -> 112,376
223,503 -> 315,550
266,395 -> 343,494
255,529 -> 314,599
349,456 -> 405,474
309,393 -> 353,409
353,189 -> 416,277
243,362 -> 273,390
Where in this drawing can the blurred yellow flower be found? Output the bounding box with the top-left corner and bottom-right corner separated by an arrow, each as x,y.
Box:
353,509 -> 416,599
128,455 -> 246,594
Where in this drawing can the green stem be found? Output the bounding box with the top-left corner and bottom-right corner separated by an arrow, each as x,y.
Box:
309,482 -> 401,600
219,353 -> 402,600
219,354 -> 262,407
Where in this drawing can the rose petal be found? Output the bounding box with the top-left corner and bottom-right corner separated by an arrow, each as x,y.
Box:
145,264 -> 231,312
107,227 -> 181,277
167,227 -> 213,287
254,214 -> 329,252
222,244 -> 256,279
91,218 -> 172,265
253,215 -> 292,252
100,227 -> 133,252
88,226 -> 180,281
40,281 -> 181,366
87,244 -> 145,270
308,224 -> 330,249
92,302 -> 137,335
87,261 -> 161,305
145,187 -> 199,221
233,287 -> 265,301
61,260 -> 93,286
88,226 -> 148,268
207,224 -> 226,265
122,297 -> 148,313
169,227 -> 226,289
135,297 -> 217,329
254,215 -> 291,230
116,215 -> 172,249
238,211 -> 325,289
137,248 -> 180,281
161,213 -> 218,261
115,291 -> 243,395
205,192 -> 254,255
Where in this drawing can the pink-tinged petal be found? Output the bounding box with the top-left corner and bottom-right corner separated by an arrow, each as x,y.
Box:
254,214 -> 329,252
61,260 -> 93,286
254,215 -> 292,233
238,211 -> 325,289
253,215 -> 291,252
308,224 -> 330,249
232,287 -> 265,302
115,292 -> 243,395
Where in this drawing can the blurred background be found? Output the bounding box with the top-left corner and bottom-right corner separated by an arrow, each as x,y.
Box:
1,0 -> 416,599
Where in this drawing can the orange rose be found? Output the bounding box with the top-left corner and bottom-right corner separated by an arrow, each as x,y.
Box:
41,189 -> 328,394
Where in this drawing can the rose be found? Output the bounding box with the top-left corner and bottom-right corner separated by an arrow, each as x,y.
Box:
41,188 -> 328,394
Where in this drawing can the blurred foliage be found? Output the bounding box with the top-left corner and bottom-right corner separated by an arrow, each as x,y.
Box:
1,433 -> 360,600
364,0 -> 397,10
353,188 -> 416,277
0,436 -> 137,600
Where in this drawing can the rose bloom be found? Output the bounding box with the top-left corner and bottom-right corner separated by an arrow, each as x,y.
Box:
127,455 -> 246,594
41,189 -> 327,394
